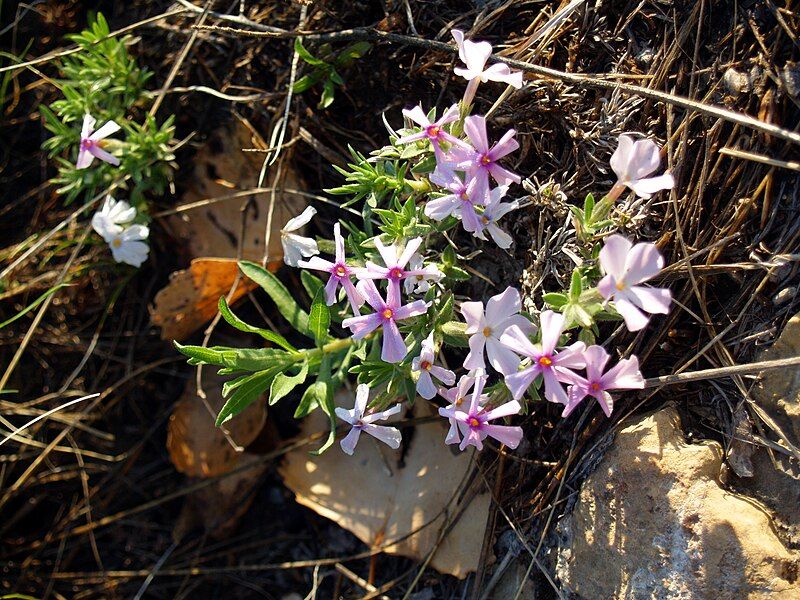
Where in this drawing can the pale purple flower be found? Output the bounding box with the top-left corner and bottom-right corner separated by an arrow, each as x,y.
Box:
597,234 -> 672,332
104,224 -> 150,267
426,171 -> 484,233
91,195 -> 136,241
411,333 -> 456,399
281,206 -> 319,267
76,114 -> 121,169
462,286 -> 535,375
360,237 -> 434,305
561,345 -> 644,418
342,279 -> 429,363
438,373 -> 523,451
474,185 -> 518,248
298,223 -> 364,315
403,254 -> 442,295
438,374 -> 485,445
452,29 -> 524,107
452,116 -> 521,201
610,134 -> 674,199
500,310 -> 586,405
335,384 -> 402,455
396,104 -> 469,163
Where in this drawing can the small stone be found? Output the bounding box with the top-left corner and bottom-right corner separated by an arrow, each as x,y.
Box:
781,61 -> 800,99
774,286 -> 796,305
723,67 -> 752,95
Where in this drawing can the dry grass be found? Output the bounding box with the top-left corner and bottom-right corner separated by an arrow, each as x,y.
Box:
1,0 -> 799,598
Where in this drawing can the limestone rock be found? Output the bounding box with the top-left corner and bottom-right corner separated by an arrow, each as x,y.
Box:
556,407 -> 799,599
735,312 -> 800,546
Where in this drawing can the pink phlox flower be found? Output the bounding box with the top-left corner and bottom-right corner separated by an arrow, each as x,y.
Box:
597,234 -> 672,332
403,253 -> 443,295
426,171 -> 485,233
451,116 -> 520,201
561,345 -> 644,418
91,195 -> 136,240
610,134 -> 675,199
335,383 -> 403,455
438,373 -> 523,451
411,333 -> 456,399
396,104 -> 469,164
76,114 -> 121,169
500,310 -> 586,404
360,237 -> 433,305
462,286 -> 535,375
474,185 -> 518,248
451,29 -> 523,106
342,279 -> 429,363
437,373 -> 486,445
298,223 -> 365,315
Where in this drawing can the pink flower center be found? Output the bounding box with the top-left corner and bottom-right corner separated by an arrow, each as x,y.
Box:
458,187 -> 469,201
482,326 -> 492,338
112,238 -> 122,248
416,274 -> 424,281
382,308 -> 394,320
334,264 -> 347,277
538,356 -> 553,367
615,280 -> 626,291
80,138 -> 95,151
420,360 -> 431,371
455,396 -> 465,406
426,125 -> 441,139
480,153 -> 492,166
388,267 -> 404,279
481,215 -> 490,224
468,416 -> 481,428
590,382 -> 601,392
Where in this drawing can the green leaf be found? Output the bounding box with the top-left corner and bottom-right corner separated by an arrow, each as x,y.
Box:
239,261 -> 311,338
218,296 -> 297,352
294,38 -> 325,65
583,193 -> 595,220
569,270 -> 583,300
319,79 -> 335,109
216,369 -> 275,425
269,361 -> 309,405
308,288 -> 331,345
542,292 -> 569,309
0,284 -> 69,330
294,380 -> 326,419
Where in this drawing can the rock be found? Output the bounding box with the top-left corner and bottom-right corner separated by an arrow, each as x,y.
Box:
556,407 -> 799,599
723,67 -> 751,95
734,312 -> 800,547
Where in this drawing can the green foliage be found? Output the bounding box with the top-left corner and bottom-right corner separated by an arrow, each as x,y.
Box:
293,39 -> 371,109
40,12 -> 175,208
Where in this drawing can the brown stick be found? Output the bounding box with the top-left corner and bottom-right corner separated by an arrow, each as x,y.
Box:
643,355 -> 800,388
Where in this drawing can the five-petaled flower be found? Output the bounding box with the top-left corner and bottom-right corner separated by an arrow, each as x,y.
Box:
438,373 -> 483,445
342,279 -> 429,363
361,237 -> 437,306
76,114 -> 121,169
597,234 -> 672,331
403,253 -> 443,295
561,345 -> 644,418
438,373 -> 523,451
474,185 -> 518,248
298,223 -> 364,315
91,195 -> 149,267
396,104 -> 469,164
335,384 -> 403,455
451,29 -> 523,107
500,310 -> 586,404
609,134 -> 674,199
426,171 -> 484,233
281,206 -> 320,267
462,286 -> 535,375
411,333 -> 456,399
453,116 -> 521,201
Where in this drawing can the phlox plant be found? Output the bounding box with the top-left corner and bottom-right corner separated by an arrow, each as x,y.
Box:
41,13 -> 175,212
176,30 -> 676,456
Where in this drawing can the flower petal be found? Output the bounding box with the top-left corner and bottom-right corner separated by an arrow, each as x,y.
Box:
539,310 -> 565,355
485,286 -> 521,326
481,424 -> 523,449
486,337 -> 521,376
628,285 -> 671,315
363,423 -> 402,449
599,234 -> 633,280
381,319 -> 408,363
89,119 -> 121,141
483,399 -> 521,421
460,300 -> 485,334
503,366 -> 538,401
624,242 -> 664,285
601,355 -> 644,390
416,371 -> 437,399
463,115 -> 489,153
340,427 -> 361,455
614,297 -> 650,331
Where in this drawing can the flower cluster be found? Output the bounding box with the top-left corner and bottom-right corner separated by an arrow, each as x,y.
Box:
177,28 -> 676,460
